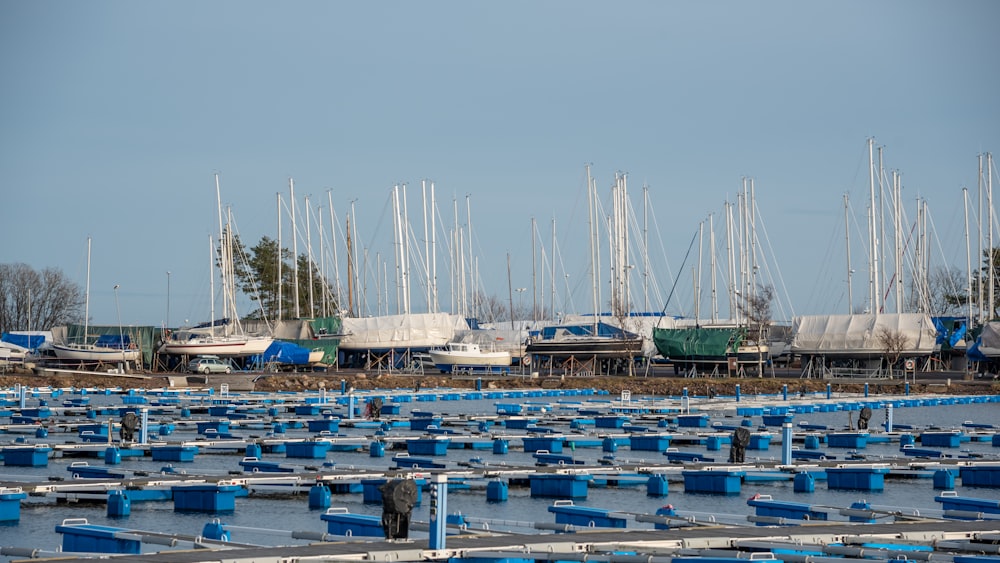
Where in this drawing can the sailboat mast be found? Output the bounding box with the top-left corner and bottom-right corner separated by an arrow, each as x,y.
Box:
345,213 -> 354,317
84,237 -> 91,342
326,190 -> 342,316
964,187 -> 973,326
978,154 -> 985,324
844,193 -> 853,314
214,174 -> 227,323
209,235 -> 216,337
531,217 -> 537,322
989,152 -> 995,320
422,180 -> 431,313
586,165 -> 598,326
709,213 -> 717,323
277,192 -> 283,321
290,179 -> 301,319
551,217 -> 557,320
305,195 -> 315,317
695,221 -> 703,322
403,185 -> 412,315
868,138 -> 880,315
430,182 -> 438,313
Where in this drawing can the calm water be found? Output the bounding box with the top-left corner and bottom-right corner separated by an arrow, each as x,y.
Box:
1,388 -> 999,560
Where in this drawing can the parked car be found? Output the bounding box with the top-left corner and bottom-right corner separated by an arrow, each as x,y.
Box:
187,356 -> 232,374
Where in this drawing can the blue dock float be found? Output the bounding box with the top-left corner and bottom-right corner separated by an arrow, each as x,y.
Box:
900,444 -> 948,458
407,436 -> 451,456
762,414 -> 794,427
196,420 -> 231,435
826,464 -> 889,491
285,440 -> 332,459
547,500 -> 627,528
171,483 -> 242,513
629,433 -> 672,452
959,465 -> 1000,487
827,432 -> 868,449
2,444 -> 52,466
594,415 -> 630,428
682,469 -> 745,494
677,414 -> 709,428
56,520 -> 141,554
664,449 -> 715,463
935,492 -> 1000,517
150,445 -> 199,462
393,454 -> 447,469
534,451 -> 585,465
505,417 -> 538,430
522,435 -> 563,453
529,473 -> 592,499
920,431 -> 963,448
747,433 -> 771,450
746,494 -> 828,524
409,415 -> 443,431
320,507 -> 384,537
238,457 -> 296,473
0,487 -> 27,522
67,462 -> 127,479
307,417 -> 341,433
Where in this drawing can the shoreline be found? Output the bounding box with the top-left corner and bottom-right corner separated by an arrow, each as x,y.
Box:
1,367 -> 997,397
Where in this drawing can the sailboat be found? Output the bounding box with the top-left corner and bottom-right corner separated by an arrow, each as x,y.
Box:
159,175 -> 273,358
52,238 -> 141,364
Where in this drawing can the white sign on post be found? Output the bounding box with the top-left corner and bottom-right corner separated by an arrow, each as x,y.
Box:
621,390 -> 631,404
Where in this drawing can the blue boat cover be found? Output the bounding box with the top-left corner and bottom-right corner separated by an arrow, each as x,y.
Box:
252,341 -> 312,365
2,332 -> 45,350
94,334 -> 133,349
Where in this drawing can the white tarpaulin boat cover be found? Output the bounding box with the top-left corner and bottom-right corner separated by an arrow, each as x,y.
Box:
338,313 -> 469,350
791,313 -> 937,356
973,321 -> 1000,357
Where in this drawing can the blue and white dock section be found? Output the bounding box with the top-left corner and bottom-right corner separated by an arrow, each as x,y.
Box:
3,383 -> 1000,561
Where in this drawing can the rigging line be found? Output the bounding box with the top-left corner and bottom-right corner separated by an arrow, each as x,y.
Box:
753,205 -> 795,321
657,227 -> 701,325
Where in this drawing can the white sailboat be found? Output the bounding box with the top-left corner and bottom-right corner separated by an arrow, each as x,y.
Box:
52,238 -> 141,364
160,175 -> 273,358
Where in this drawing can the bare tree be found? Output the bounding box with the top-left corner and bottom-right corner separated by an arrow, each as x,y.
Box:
875,325 -> 910,378
927,266 -> 966,316
0,263 -> 85,332
475,292 -> 510,324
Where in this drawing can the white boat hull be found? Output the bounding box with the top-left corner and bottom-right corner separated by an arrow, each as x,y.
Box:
52,344 -> 141,363
428,341 -> 511,372
160,335 -> 273,357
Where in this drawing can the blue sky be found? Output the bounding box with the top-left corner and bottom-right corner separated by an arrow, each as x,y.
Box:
2,2 -> 998,328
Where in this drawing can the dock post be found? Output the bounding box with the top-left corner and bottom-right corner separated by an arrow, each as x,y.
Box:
428,473 -> 448,550
782,384 -> 787,401
735,384 -> 741,403
781,423 -> 793,465
140,408 -> 149,445
18,384 -> 26,409
341,379 -> 347,394
864,382 -> 869,398
884,404 -> 893,432
826,383 -> 831,400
